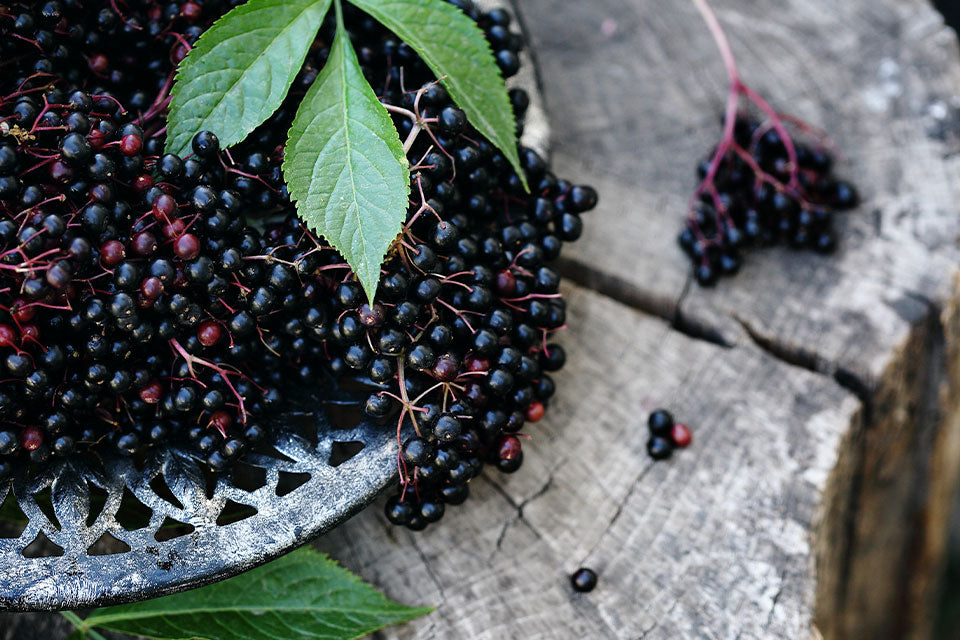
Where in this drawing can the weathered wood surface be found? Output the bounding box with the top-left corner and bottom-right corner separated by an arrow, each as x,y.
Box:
4,1 -> 960,639
311,1 -> 960,639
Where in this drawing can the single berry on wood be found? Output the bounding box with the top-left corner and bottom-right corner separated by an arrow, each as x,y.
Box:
570,567 -> 598,593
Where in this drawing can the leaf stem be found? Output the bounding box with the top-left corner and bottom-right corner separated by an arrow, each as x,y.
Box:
60,611 -> 85,630
60,611 -> 109,640
402,122 -> 422,153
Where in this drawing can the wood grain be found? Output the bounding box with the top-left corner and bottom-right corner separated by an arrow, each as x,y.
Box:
6,1 -> 960,638
313,1 -> 960,638
315,283 -> 858,639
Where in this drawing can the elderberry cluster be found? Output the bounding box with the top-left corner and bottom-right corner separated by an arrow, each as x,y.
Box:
0,0 -> 599,533
679,117 -> 859,285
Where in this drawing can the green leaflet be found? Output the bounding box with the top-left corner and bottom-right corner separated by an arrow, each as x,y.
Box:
78,548 -> 431,640
165,0 -> 332,157
283,3 -> 410,302
348,0 -> 527,191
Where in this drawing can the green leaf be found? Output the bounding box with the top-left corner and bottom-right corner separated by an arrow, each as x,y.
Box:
81,548 -> 431,640
165,0 -> 333,157
283,4 -> 410,302
348,0 -> 527,190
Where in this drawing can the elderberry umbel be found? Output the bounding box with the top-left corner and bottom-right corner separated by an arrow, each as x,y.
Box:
679,116 -> 858,285
0,1 -> 598,533
680,0 -> 859,286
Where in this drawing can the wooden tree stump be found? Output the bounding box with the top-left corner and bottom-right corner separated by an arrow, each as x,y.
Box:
3,1 -> 960,639
310,1 -> 960,639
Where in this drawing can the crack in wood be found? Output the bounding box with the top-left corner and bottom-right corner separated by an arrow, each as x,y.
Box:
582,463 -> 657,566
411,536 -> 446,605
764,569 -> 787,629
482,475 -> 550,553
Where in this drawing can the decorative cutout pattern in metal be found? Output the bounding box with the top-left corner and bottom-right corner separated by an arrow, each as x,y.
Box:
0,384 -> 398,612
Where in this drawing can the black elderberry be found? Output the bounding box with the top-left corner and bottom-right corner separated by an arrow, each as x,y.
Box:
336,281 -> 364,308
420,500 -> 445,523
59,133 -> 91,167
413,277 -> 441,303
391,301 -> 420,328
364,392 -> 393,418
192,131 -> 220,158
647,409 -> 674,436
570,568 -> 598,593
406,344 -> 437,370
541,345 -> 566,371
487,308 -> 514,334
367,358 -> 394,384
487,369 -> 515,396
647,436 -> 673,461
433,414 -> 462,442
402,437 -> 432,466
344,343 -> 372,369
385,494 -> 414,525
406,513 -> 427,531
497,451 -> 523,473
228,311 -> 256,336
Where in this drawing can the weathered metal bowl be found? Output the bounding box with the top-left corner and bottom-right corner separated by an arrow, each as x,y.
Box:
0,0 -> 545,611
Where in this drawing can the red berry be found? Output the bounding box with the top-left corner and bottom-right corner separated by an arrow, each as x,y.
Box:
140,276 -> 163,299
432,354 -> 459,381
670,423 -> 692,448
90,183 -> 113,203
197,320 -> 222,347
120,133 -> 143,156
525,401 -> 545,423
87,54 -> 108,74
20,427 -> 43,451
181,1 -> 202,20
497,434 -> 522,460
210,410 -> 232,437
174,233 -> 200,260
358,302 -> 384,327
0,325 -> 14,347
87,129 -> 107,150
10,299 -> 34,323
152,193 -> 177,219
131,231 -> 158,256
172,44 -> 189,64
20,325 -> 39,344
172,264 -> 188,289
101,239 -> 126,266
464,355 -> 490,372
495,270 -> 517,296
163,219 -> 186,239
133,174 -> 154,192
49,159 -> 73,183
139,381 -> 163,404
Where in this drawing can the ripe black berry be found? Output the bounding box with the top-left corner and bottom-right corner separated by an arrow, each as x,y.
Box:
647,436 -> 673,461
570,567 -> 598,593
647,409 -> 673,436
191,130 -> 220,158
